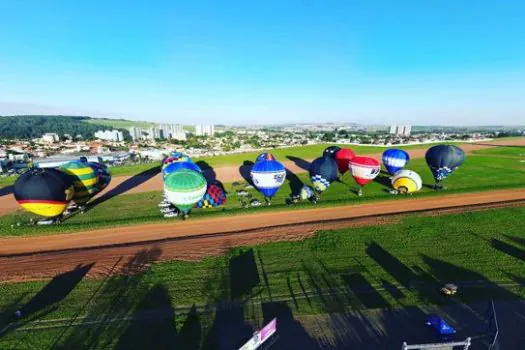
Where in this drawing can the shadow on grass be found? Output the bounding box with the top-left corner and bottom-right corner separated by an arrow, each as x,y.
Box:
0,263 -> 94,336
89,166 -> 161,208
491,239 -> 525,262
286,155 -> 310,172
238,161 -> 254,186
0,185 -> 13,197
285,168 -> 303,197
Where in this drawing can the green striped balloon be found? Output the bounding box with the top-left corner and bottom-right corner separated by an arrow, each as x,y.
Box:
164,168 -> 207,213
60,161 -> 98,205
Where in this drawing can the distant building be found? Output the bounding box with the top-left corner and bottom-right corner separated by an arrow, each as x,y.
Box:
129,124 -> 186,141
94,130 -> 124,142
42,133 -> 60,143
389,125 -> 412,137
195,124 -> 215,136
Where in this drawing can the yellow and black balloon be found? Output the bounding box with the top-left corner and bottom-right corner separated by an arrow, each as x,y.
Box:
13,168 -> 75,218
60,161 -> 98,205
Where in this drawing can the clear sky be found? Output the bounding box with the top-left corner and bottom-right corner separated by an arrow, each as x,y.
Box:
1,1 -> 524,125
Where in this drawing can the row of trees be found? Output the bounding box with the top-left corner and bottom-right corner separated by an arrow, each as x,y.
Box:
0,115 -> 130,140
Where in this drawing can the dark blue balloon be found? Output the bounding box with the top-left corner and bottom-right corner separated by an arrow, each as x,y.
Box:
323,146 -> 341,158
163,161 -> 202,178
382,149 -> 410,174
309,156 -> 338,183
425,145 -> 465,182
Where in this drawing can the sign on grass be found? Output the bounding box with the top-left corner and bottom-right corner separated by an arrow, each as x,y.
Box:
239,318 -> 277,350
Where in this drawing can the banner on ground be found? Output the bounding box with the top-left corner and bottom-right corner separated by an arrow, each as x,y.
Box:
239,318 -> 277,350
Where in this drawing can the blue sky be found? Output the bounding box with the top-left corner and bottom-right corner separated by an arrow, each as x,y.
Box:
1,1 -> 524,125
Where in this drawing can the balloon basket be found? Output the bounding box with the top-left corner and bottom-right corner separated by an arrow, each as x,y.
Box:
36,219 -> 57,226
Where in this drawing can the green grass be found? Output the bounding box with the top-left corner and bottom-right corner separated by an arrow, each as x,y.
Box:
108,162 -> 159,177
193,142 -> 461,168
84,118 -> 155,129
0,177 -> 15,187
1,206 -> 524,348
2,146 -> 524,237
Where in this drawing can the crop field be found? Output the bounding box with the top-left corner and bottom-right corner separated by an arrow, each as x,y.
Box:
0,206 -> 524,348
1,146 -> 524,237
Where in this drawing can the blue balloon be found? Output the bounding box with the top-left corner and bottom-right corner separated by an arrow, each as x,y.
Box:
163,161 -> 202,178
382,149 -> 410,174
425,145 -> 465,182
250,159 -> 286,198
255,152 -> 275,163
309,156 -> 338,192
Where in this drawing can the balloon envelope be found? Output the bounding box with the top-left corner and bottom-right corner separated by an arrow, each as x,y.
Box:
13,168 -> 74,217
309,156 -> 338,192
255,152 -> 275,163
60,161 -> 98,205
164,169 -> 207,213
163,161 -> 202,178
300,185 -> 314,200
334,148 -> 356,174
196,183 -> 227,208
162,153 -> 191,170
88,162 -> 112,192
382,149 -> 410,174
349,156 -> 381,186
391,170 -> 422,193
250,158 -> 286,198
323,146 -> 341,158
425,145 -> 465,182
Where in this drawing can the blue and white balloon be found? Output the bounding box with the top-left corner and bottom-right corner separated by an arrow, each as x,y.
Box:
250,155 -> 286,199
382,149 -> 410,174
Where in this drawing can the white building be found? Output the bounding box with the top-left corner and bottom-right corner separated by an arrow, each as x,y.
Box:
389,125 -> 412,137
129,126 -> 141,141
195,124 -> 215,136
42,133 -> 60,143
94,130 -> 124,142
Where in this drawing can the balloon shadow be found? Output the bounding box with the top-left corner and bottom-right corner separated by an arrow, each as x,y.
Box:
238,161 -> 254,186
285,168 -> 304,196
196,161 -> 216,182
0,185 -> 13,197
89,166 -> 161,208
374,174 -> 391,188
286,156 -> 310,172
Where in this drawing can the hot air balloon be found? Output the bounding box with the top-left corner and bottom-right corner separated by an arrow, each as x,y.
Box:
391,170 -> 422,194
309,156 -> 338,193
13,168 -> 74,218
250,154 -> 286,204
425,145 -> 465,189
163,161 -> 202,179
300,185 -> 315,201
323,146 -> 341,158
60,161 -> 98,206
255,152 -> 275,163
164,168 -> 207,219
382,149 -> 410,174
349,156 -> 380,196
196,183 -> 227,208
162,153 -> 192,170
88,162 -> 112,192
334,148 -> 356,174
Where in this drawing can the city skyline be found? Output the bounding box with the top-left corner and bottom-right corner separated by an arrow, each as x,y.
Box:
1,1 -> 525,125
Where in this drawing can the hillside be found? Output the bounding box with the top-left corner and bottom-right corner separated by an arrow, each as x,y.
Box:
0,115 -> 130,139
83,118 -> 155,129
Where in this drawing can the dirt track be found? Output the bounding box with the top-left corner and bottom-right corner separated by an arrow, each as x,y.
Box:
1,188 -> 524,282
1,139 -> 523,217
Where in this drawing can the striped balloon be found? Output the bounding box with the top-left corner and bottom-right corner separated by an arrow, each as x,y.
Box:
164,169 -> 207,214
60,161 -> 98,205
349,157 -> 381,186
88,162 -> 112,192
391,170 -> 422,194
382,149 -> 410,174
250,155 -> 286,198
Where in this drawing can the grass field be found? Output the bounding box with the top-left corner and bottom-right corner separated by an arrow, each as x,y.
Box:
192,142 -> 463,168
1,146 -> 524,237
0,206 -> 524,348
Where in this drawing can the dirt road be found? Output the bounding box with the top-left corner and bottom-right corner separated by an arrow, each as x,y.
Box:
1,139 -> 522,217
0,188 -> 524,282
